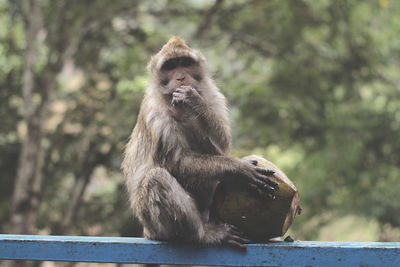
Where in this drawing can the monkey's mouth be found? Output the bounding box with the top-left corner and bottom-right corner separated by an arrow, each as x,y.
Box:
163,86 -> 199,94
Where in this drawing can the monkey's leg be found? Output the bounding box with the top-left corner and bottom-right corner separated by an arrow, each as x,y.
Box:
135,167 -> 249,248
135,167 -> 205,242
135,168 -> 248,248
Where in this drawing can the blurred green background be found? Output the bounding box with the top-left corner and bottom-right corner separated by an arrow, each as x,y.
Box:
1,0 -> 400,254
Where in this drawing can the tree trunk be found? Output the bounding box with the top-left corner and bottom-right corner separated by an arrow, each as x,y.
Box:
60,165 -> 95,233
60,143 -> 112,233
10,0 -> 43,235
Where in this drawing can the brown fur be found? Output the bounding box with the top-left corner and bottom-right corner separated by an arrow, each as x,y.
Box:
122,36 -> 277,248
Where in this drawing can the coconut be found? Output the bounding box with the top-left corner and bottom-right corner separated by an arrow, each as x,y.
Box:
213,155 -> 301,241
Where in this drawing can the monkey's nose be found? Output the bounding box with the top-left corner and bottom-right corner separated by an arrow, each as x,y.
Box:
177,76 -> 185,81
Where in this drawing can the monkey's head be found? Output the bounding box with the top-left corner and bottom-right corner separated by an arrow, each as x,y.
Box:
148,36 -> 207,95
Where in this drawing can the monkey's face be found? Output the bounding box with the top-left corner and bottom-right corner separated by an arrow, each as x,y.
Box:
159,56 -> 203,95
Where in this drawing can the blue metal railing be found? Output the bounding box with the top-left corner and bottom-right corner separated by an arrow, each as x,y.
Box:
1,234 -> 399,266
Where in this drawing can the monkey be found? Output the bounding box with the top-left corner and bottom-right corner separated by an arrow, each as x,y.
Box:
122,36 -> 278,249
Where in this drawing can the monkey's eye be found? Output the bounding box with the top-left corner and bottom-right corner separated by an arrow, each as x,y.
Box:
161,59 -> 178,71
181,57 -> 196,67
161,79 -> 168,86
193,73 -> 202,81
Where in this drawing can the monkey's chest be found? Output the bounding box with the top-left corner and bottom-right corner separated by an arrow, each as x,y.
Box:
185,133 -> 220,155
172,112 -> 218,155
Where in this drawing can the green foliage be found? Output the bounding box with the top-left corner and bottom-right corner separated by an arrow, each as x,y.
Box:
1,0 -> 399,241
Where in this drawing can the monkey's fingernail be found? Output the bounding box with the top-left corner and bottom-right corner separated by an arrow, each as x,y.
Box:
269,179 -> 278,187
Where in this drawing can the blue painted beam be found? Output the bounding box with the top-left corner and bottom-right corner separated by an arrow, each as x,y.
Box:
0,235 -> 399,266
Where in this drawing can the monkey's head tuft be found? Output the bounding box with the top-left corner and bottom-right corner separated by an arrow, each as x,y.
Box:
165,36 -> 188,50
147,36 -> 205,75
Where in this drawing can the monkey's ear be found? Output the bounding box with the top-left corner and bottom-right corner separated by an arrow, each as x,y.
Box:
147,55 -> 156,72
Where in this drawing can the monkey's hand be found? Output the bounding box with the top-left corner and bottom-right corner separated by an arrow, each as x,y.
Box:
171,86 -> 203,108
238,160 -> 278,199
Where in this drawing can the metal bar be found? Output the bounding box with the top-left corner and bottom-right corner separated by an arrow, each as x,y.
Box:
1,235 -> 399,266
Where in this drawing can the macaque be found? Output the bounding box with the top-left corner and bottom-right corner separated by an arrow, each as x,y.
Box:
122,36 -> 277,248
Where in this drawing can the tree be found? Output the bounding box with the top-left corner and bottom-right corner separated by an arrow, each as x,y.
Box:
10,0 -> 48,235
1,0 -> 399,245
8,0 -> 143,235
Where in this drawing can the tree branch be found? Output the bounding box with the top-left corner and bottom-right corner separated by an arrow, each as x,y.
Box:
192,0 -> 224,39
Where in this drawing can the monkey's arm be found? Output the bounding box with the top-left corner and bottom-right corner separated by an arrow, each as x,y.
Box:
169,152 -> 277,198
193,102 -> 231,153
172,86 -> 231,153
